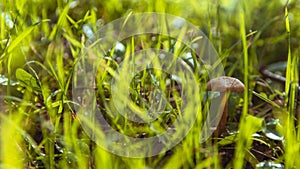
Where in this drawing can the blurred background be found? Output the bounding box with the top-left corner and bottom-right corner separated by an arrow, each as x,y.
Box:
1,0 -> 300,75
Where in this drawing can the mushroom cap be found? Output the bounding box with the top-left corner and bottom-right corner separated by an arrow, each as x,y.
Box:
207,76 -> 245,92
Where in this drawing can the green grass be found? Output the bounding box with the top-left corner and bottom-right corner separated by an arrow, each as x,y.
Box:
1,0 -> 300,168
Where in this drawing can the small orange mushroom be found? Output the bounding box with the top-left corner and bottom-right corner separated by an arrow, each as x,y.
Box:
207,76 -> 245,137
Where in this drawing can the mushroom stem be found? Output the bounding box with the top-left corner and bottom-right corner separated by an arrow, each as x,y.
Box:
213,92 -> 228,137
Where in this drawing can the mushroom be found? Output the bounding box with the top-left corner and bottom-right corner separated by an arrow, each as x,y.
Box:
206,76 -> 245,137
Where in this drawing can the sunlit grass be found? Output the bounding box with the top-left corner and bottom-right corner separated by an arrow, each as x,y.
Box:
1,0 -> 300,168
